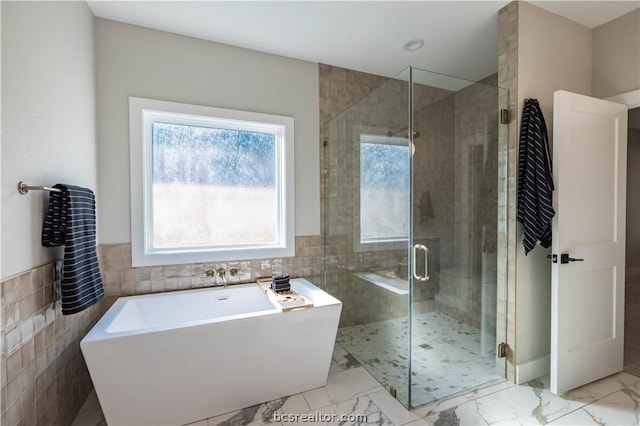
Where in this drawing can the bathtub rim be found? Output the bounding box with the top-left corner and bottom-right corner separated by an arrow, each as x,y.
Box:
82,279 -> 337,343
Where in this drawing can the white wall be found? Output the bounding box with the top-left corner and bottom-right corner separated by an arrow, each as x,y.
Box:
592,9 -> 640,273
95,19 -> 320,244
515,1 -> 592,379
1,1 -> 96,279
592,9 -> 640,99
628,126 -> 640,272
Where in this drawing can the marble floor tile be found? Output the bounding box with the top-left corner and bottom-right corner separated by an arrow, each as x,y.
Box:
277,393 -> 312,417
560,371 -> 640,404
204,397 -> 288,426
411,379 -> 513,418
194,393 -> 310,426
368,389 -> 422,425
72,345 -> 640,426
549,381 -> 640,425
423,371 -> 640,426
403,419 -> 431,426
302,367 -> 385,411
329,342 -> 361,374
296,395 -> 393,426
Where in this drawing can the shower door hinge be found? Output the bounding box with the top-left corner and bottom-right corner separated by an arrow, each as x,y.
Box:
498,342 -> 509,358
388,386 -> 397,399
500,109 -> 510,124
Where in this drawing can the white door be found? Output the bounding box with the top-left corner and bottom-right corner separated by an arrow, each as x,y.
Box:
551,90 -> 628,395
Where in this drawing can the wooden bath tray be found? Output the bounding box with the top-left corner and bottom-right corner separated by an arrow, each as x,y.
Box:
256,279 -> 314,312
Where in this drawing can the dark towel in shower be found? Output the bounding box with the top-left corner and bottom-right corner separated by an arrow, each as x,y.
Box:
42,184 -> 104,315
517,99 -> 555,254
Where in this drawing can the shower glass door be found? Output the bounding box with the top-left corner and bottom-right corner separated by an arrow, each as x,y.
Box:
324,68 -> 412,406
409,67 -> 508,407
323,66 -> 508,409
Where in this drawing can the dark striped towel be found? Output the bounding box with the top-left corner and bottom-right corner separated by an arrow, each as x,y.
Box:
517,99 -> 555,255
42,184 -> 104,315
271,274 -> 291,293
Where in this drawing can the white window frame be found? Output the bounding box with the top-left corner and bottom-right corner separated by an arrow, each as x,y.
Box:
354,133 -> 409,252
129,97 -> 295,267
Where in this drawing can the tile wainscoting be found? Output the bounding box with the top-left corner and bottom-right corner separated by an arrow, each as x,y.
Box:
0,263 -> 107,426
97,236 -> 324,299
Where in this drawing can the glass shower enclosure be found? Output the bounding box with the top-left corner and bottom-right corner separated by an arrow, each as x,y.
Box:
323,67 -> 508,408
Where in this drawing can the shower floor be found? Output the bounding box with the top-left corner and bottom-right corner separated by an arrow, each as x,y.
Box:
336,310 -> 499,407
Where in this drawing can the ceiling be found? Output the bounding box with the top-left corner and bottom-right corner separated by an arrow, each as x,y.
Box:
87,1 -> 640,82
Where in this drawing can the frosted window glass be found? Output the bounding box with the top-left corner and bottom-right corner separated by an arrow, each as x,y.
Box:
130,97 -> 294,267
360,140 -> 409,242
151,122 -> 277,248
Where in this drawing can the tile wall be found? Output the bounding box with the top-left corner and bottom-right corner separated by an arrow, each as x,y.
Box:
413,74 -> 503,329
0,262 -> 106,426
321,63 -> 505,332
321,69 -> 415,327
320,64 -> 408,327
97,236 -> 324,299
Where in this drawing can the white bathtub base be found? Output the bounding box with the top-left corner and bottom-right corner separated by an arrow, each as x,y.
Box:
81,279 -> 341,425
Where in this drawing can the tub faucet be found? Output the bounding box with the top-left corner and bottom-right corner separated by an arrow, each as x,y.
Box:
205,269 -> 226,288
217,268 -> 228,289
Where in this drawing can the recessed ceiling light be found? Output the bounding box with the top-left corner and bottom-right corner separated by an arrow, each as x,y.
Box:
403,39 -> 424,52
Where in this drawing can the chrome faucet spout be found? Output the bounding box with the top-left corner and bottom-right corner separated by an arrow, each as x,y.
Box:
217,268 -> 228,289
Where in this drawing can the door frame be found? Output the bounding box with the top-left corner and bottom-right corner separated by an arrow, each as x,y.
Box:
607,89 -> 640,109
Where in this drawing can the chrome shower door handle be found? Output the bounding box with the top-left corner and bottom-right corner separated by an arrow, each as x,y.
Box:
412,244 -> 420,280
423,246 -> 430,281
412,244 -> 430,282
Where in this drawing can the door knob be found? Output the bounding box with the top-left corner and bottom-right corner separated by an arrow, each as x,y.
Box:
560,253 -> 584,264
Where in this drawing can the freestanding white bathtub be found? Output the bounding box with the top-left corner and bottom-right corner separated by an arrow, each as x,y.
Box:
81,278 -> 342,425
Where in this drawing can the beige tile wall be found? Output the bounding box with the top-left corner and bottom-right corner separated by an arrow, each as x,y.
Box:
417,74 -> 503,329
98,236 -> 324,299
321,66 -> 414,327
0,263 -> 107,426
321,62 -> 506,332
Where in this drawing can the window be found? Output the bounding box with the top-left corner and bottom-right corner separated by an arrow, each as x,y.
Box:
359,134 -> 409,244
129,97 -> 294,267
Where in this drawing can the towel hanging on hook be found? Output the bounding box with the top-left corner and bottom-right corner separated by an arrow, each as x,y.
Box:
516,98 -> 555,254
42,184 -> 104,315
